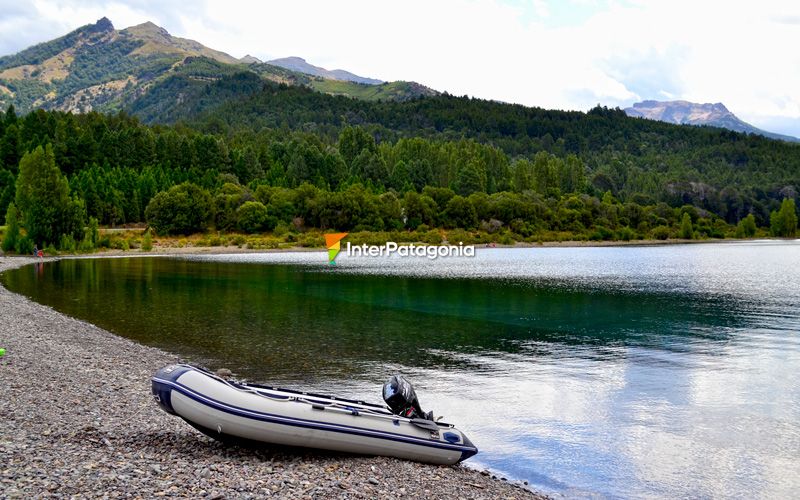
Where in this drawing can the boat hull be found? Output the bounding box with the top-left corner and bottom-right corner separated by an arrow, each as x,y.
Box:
152,364 -> 478,465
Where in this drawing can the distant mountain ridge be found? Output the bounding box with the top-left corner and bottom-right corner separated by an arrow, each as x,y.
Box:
267,56 -> 383,85
625,100 -> 798,142
0,18 -> 433,115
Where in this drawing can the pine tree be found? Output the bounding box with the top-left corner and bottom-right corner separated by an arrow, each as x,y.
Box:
680,212 -> 694,239
15,145 -> 85,245
770,199 -> 797,237
2,202 -> 19,252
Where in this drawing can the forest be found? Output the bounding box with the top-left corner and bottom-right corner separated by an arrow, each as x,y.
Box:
0,70 -> 798,254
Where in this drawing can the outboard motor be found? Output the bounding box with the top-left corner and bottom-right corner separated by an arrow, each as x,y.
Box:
383,375 -> 433,420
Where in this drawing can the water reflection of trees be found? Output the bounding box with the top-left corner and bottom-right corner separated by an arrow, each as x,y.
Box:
1,258 -> 751,382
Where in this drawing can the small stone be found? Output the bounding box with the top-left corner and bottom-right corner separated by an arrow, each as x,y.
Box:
368,477 -> 379,485
215,368 -> 233,378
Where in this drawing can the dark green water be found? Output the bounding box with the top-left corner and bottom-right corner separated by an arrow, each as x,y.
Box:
3,243 -> 800,498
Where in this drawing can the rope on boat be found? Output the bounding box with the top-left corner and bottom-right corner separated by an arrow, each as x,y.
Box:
203,367 -> 402,419
191,364 -> 453,427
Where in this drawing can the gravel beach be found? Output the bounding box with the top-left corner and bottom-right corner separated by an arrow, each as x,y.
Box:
0,256 -> 544,499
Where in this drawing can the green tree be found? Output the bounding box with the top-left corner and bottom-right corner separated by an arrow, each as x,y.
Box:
403,192 -> 436,229
213,183 -> 247,231
455,160 -> 486,196
144,182 -> 212,235
511,159 -> 532,192
442,195 -> 478,229
141,229 -> 153,251
735,213 -> 757,238
390,160 -> 411,191
87,217 -> 100,247
770,198 -> 798,237
0,169 -> 15,216
408,159 -> 433,191
680,212 -> 694,239
15,145 -> 84,245
338,126 -> 376,167
532,151 -> 556,194
2,202 -> 19,252
236,201 -> 274,233
352,150 -> 388,185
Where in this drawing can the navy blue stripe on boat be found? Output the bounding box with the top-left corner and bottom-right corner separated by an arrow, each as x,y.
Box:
151,365 -> 193,415
152,376 -> 477,456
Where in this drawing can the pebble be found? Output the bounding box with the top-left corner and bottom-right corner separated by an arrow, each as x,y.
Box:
0,256 -> 547,499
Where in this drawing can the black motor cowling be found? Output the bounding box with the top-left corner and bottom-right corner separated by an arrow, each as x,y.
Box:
382,375 -> 432,420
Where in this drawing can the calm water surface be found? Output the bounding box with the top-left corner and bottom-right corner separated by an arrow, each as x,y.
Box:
3,242 -> 800,498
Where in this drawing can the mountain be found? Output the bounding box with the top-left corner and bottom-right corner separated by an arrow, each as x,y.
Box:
625,100 -> 799,142
0,18 -> 433,115
267,56 -> 383,85
239,54 -> 261,64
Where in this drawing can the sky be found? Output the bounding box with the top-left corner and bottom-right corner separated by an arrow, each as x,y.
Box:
1,0 -> 800,136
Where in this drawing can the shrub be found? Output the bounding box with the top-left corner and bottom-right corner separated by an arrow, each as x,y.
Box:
590,226 -> 614,241
141,230 -> 153,251
617,226 -> 635,241
651,226 -> 670,240
87,217 -> 99,247
273,221 -> 290,237
59,234 -> 77,252
78,234 -> 95,253
16,236 -> 34,255
421,230 -> 443,245
298,234 -> 324,247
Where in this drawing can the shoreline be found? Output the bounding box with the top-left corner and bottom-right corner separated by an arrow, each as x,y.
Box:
2,235 -> 783,260
0,256 -> 543,498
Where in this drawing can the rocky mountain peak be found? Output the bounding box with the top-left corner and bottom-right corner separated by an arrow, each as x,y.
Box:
90,16 -> 114,33
625,100 -> 797,142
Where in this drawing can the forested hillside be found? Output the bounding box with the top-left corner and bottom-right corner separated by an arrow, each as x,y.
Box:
125,67 -> 799,222
1,66 -> 798,254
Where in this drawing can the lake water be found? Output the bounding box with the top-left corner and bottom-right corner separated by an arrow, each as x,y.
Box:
3,242 -> 800,498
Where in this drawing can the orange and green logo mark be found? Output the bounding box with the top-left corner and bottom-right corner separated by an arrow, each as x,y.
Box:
325,233 -> 348,265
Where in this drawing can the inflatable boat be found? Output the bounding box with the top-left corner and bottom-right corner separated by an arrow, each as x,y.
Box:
151,364 -> 478,465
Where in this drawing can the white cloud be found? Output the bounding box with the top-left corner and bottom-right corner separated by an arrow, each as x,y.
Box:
2,0 -> 800,136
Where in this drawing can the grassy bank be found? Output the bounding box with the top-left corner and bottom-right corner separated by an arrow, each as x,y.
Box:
0,223 -> 781,257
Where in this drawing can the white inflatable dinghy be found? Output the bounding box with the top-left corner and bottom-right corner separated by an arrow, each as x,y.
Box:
151,364 -> 478,465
